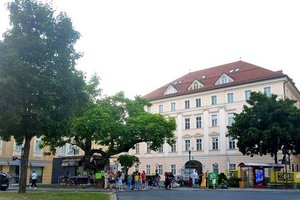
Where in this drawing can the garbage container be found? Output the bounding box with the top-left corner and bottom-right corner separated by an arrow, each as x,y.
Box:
239,181 -> 244,188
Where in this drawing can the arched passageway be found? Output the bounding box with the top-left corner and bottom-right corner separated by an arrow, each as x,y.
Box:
184,160 -> 203,175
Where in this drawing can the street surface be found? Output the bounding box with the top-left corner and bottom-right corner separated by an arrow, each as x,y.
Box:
116,188 -> 300,200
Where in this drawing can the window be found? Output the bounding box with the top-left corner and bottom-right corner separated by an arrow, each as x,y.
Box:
229,137 -> 236,149
185,140 -> 190,151
135,143 -> 140,154
34,138 -> 42,154
185,100 -> 190,109
158,146 -> 163,153
171,142 -> 177,152
227,93 -> 234,103
211,95 -> 217,105
135,164 -> 139,172
184,118 -> 190,129
229,164 -> 236,170
146,165 -> 151,175
212,137 -> 219,150
188,80 -> 203,90
171,164 -> 176,175
196,98 -> 201,108
147,106 -> 152,113
68,144 -> 77,155
14,142 -> 22,152
164,85 -> 177,95
211,115 -> 218,127
196,139 -> 202,151
196,116 -> 202,128
227,113 -> 235,126
213,163 -> 219,174
146,142 -> 151,154
171,102 -> 176,111
216,74 -> 233,85
60,145 -> 67,155
158,165 -> 163,175
158,105 -> 163,113
245,90 -> 251,101
264,87 -> 271,97
0,136 -> 2,149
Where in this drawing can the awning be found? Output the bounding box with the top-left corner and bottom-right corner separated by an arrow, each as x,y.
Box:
8,160 -> 20,166
61,159 -> 81,167
0,161 -> 9,165
30,161 -> 47,167
238,162 -> 285,168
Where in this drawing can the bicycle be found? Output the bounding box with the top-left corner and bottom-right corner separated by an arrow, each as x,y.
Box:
60,176 -> 75,186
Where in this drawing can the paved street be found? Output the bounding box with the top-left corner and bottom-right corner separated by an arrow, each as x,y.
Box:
6,185 -> 300,200
116,188 -> 300,200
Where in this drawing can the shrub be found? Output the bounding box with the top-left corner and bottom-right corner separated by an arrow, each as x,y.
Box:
228,176 -> 241,187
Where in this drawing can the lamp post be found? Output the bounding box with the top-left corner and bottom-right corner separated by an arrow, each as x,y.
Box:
189,148 -> 192,184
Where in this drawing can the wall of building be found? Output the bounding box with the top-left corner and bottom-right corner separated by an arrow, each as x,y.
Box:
128,78 -> 300,177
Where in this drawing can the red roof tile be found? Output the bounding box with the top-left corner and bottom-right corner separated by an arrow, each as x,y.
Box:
144,61 -> 286,101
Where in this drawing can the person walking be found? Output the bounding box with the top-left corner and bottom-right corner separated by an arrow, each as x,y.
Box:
141,171 -> 146,190
211,173 -> 216,190
31,171 -> 38,188
192,170 -> 198,188
127,174 -> 133,191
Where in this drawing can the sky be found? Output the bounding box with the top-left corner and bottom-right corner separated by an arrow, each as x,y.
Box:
1,0 -> 300,99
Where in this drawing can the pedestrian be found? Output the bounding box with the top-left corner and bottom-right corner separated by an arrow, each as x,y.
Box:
201,174 -> 206,189
134,172 -> 140,190
104,170 -> 110,189
141,171 -> 146,190
31,170 -> 38,188
205,171 -> 209,189
121,171 -> 125,190
192,170 -> 198,188
127,174 -> 132,191
211,173 -> 216,189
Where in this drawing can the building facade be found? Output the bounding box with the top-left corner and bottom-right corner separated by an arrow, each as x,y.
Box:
0,136 -> 82,184
128,61 -> 300,177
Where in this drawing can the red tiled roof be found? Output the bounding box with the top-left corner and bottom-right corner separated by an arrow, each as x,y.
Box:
144,61 -> 286,101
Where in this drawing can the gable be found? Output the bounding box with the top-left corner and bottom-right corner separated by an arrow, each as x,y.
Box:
163,85 -> 177,95
215,73 -> 234,85
188,80 -> 204,91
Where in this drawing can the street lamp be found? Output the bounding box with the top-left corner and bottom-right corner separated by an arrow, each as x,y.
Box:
188,149 -> 191,172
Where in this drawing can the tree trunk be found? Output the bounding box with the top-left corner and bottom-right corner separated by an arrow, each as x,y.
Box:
274,152 -> 278,164
19,136 -> 32,193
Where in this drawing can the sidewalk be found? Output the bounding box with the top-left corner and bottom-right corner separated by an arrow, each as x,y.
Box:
7,184 -> 300,193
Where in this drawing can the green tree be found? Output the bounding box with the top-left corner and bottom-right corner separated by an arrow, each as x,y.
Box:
227,92 -> 300,163
118,154 -> 139,176
68,92 -> 176,171
0,0 -> 87,193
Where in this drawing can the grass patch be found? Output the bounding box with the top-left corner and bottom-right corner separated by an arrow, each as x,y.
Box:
0,191 -> 111,200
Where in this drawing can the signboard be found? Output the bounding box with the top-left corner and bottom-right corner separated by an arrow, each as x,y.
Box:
277,172 -> 294,182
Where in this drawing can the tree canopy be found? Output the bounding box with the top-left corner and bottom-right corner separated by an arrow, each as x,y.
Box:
118,154 -> 139,176
66,91 -> 176,172
0,0 -> 87,193
227,92 -> 300,163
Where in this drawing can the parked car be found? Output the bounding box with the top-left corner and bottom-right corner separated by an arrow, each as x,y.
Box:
0,172 -> 9,191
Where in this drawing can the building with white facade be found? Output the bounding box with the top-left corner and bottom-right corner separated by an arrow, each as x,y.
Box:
128,61 -> 300,178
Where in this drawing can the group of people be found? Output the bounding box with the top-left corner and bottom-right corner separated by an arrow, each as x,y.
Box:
104,170 -> 149,191
103,169 -> 217,191
104,170 -> 125,190
200,172 -> 217,189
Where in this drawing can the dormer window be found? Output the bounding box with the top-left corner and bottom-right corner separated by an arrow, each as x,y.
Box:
164,85 -> 177,95
215,74 -> 233,85
188,80 -> 204,90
